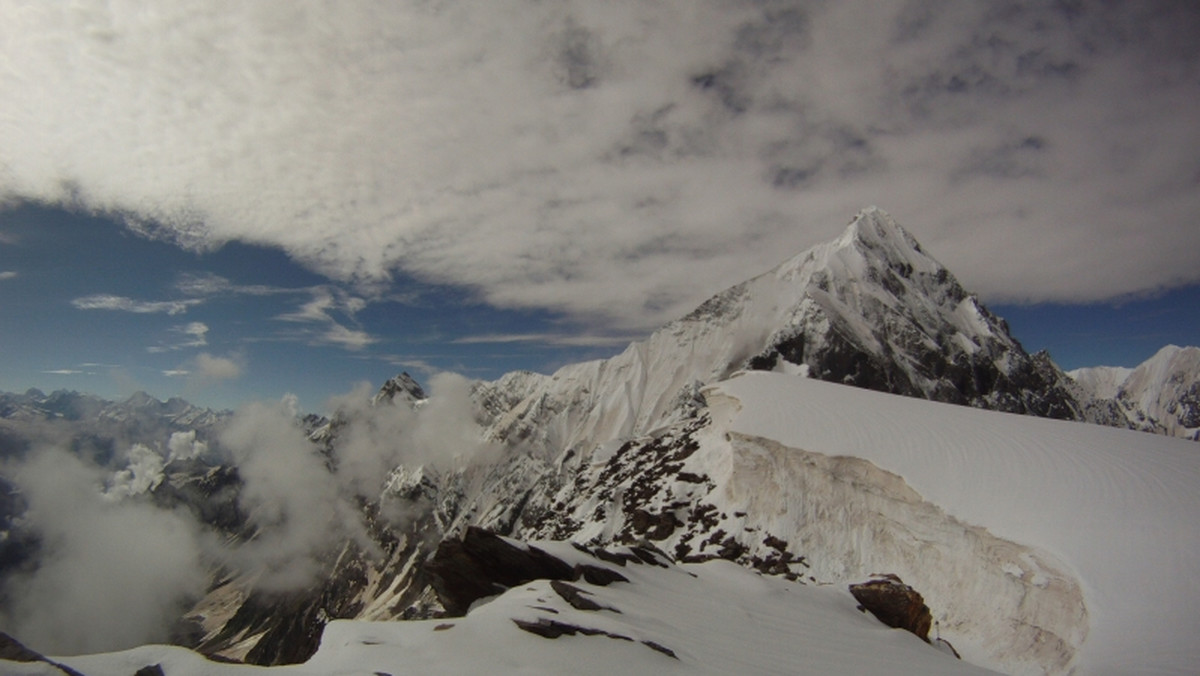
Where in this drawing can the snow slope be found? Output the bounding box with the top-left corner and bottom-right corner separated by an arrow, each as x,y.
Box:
15,542 -> 993,676
710,371 -> 1200,675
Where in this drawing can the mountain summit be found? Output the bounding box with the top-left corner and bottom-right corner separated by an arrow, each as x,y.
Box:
478,207 -> 1095,461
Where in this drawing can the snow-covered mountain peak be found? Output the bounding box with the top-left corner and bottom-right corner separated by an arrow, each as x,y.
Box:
1067,365 -> 1134,400
373,372 -> 428,407
480,208 -> 1088,465
1068,345 -> 1200,441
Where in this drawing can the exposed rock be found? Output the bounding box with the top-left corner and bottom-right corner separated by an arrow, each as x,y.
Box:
373,372 -> 427,407
576,564 -> 629,586
512,617 -> 628,640
642,640 -> 679,659
0,632 -> 88,676
550,580 -> 620,613
0,632 -> 43,663
849,574 -> 933,642
134,665 -> 166,676
425,526 -> 577,616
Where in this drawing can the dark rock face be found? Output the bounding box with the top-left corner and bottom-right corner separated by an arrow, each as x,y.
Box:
510,618 -> 678,659
373,372 -> 427,406
424,527 -> 634,617
849,574 -> 933,642
425,526 -> 577,616
0,632 -> 45,663
550,580 -> 619,613
0,632 -> 88,676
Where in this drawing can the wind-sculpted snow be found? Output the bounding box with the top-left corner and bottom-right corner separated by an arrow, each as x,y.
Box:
512,396 -> 1086,675
712,371 -> 1200,675
41,541 -> 997,676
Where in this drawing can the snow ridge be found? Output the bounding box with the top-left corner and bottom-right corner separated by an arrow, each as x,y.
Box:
1070,345 -> 1200,441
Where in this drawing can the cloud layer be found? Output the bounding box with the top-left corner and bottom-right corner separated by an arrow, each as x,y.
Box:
3,1 -> 1199,332
0,372 -> 500,652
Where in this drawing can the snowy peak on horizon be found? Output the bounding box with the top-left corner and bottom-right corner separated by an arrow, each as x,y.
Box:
692,207 -> 1082,417
477,207 -> 1113,462
372,371 -> 428,407
1071,345 -> 1200,441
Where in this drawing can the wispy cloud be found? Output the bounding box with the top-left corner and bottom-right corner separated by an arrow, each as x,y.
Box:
191,352 -> 242,382
0,270 -> 17,280
453,332 -> 634,348
2,2 -> 1198,333
71,294 -> 202,316
379,357 -> 439,377
174,272 -> 286,298
320,324 -> 378,351
276,287 -> 377,351
148,322 -> 209,353
164,352 -> 243,384
42,369 -> 83,375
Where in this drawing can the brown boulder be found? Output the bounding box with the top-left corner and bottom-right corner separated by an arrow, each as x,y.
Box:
848,574 -> 933,642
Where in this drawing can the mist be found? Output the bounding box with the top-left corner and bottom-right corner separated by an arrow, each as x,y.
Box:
0,371 -> 502,654
0,447 -> 210,655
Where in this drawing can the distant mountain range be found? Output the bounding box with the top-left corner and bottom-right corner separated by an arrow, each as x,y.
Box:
1,208 -> 1196,675
1070,344 -> 1200,441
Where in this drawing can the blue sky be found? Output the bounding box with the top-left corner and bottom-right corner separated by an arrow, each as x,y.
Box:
0,203 -> 625,410
2,2 -> 1198,410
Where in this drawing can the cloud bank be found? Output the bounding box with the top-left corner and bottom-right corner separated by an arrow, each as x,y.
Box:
0,371 -> 501,652
0,447 -> 210,654
3,1 -> 1199,332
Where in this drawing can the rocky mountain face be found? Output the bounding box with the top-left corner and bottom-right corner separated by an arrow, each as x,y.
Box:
1070,345 -> 1200,441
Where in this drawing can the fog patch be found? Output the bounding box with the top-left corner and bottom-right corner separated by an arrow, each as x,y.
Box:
0,447 -> 210,655
216,399 -> 376,592
329,372 -> 502,499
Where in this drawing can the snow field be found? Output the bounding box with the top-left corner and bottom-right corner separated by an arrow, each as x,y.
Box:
711,371 -> 1200,675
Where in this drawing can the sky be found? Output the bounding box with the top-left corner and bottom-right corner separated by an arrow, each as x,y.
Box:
1,0 -> 1199,411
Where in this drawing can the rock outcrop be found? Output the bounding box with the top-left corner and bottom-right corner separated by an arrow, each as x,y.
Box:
849,574 -> 933,642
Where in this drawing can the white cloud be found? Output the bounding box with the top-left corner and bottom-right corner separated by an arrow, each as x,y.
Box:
0,270 -> 17,280
42,368 -> 83,375
0,447 -> 209,654
276,286 -> 377,350
174,271 -> 287,298
151,321 -> 210,353
218,398 -> 376,590
453,332 -> 636,347
191,352 -> 242,382
162,369 -> 190,377
3,2 -> 1198,333
72,293 -> 203,315
320,323 -> 378,350
166,429 -> 207,463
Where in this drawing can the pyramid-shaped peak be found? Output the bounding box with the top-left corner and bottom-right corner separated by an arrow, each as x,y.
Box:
839,206 -> 924,255
374,372 -> 427,406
